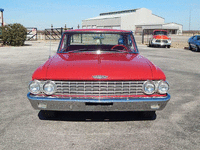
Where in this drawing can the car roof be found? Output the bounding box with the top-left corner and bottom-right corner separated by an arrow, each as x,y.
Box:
64,29 -> 132,34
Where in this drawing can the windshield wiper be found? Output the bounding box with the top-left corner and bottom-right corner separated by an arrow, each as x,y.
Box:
64,49 -> 131,53
66,49 -> 90,53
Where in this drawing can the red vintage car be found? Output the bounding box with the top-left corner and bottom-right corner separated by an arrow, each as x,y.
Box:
27,29 -> 170,118
149,30 -> 171,48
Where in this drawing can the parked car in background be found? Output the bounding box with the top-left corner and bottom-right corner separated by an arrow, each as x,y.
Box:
149,30 -> 171,48
188,35 -> 200,52
27,29 -> 170,118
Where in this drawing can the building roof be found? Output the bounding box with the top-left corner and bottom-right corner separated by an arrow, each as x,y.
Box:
83,9 -> 140,21
152,14 -> 164,19
83,15 -> 121,21
164,22 -> 183,26
136,22 -> 182,26
100,9 -> 139,16
135,23 -> 182,30
0,8 -> 4,12
83,8 -> 164,21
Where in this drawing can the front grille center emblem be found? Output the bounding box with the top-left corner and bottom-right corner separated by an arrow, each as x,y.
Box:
92,75 -> 108,79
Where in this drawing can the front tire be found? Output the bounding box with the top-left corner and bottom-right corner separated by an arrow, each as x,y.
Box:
149,41 -> 152,47
167,45 -> 170,48
195,45 -> 200,52
189,43 -> 192,50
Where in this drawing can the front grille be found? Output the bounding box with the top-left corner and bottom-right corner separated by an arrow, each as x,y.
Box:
54,81 -> 144,97
156,40 -> 161,42
155,40 -> 168,43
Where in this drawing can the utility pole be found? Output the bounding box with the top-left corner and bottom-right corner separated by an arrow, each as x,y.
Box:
49,24 -> 53,59
189,9 -> 191,31
0,8 -> 4,26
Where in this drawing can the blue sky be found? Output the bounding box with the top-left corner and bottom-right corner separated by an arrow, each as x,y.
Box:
1,0 -> 200,30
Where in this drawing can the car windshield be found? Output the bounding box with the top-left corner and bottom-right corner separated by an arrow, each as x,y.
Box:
153,31 -> 167,35
58,32 -> 138,53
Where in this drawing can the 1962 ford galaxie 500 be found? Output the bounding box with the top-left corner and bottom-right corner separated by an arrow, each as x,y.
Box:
27,29 -> 170,118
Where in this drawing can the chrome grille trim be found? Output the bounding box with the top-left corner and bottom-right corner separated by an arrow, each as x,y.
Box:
54,81 -> 144,96
155,40 -> 168,43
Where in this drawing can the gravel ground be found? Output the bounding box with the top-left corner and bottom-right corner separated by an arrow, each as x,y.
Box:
0,41 -> 200,150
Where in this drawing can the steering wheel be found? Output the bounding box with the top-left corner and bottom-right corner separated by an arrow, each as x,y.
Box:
111,45 -> 129,51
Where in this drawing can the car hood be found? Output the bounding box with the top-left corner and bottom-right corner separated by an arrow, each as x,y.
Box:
153,35 -> 169,40
32,53 -> 166,80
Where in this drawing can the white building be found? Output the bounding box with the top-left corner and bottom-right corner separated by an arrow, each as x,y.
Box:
82,8 -> 182,35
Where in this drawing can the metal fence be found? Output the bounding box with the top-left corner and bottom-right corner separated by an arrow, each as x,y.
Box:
44,27 -> 73,40
26,27 -> 37,41
45,28 -> 63,40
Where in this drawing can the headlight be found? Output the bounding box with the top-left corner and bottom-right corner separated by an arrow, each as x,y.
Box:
143,80 -> 155,95
157,80 -> 169,94
29,80 -> 41,94
43,81 -> 57,95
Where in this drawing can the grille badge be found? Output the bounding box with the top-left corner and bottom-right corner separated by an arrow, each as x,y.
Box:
92,75 -> 108,79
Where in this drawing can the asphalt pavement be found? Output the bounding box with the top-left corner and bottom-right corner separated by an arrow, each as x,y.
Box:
0,41 -> 200,150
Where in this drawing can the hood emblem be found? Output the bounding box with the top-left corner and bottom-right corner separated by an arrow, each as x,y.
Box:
92,75 -> 108,79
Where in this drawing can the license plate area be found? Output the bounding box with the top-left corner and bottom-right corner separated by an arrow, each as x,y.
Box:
85,102 -> 113,106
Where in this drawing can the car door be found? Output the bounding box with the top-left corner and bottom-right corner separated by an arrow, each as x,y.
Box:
196,36 -> 200,44
190,36 -> 196,48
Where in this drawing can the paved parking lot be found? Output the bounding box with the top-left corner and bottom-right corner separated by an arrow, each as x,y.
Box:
0,41 -> 200,150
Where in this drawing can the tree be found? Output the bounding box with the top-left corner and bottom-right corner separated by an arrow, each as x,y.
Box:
0,23 -> 27,46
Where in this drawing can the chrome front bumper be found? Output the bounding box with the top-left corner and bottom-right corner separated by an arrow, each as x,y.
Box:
152,41 -> 171,46
27,93 -> 170,111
